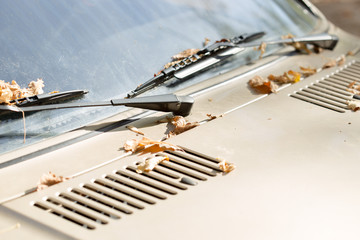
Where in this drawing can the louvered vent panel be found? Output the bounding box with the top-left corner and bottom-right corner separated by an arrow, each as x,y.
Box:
290,61 -> 360,112
32,150 -> 222,230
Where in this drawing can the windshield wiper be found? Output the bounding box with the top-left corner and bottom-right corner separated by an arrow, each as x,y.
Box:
127,32 -> 338,98
0,94 -> 194,116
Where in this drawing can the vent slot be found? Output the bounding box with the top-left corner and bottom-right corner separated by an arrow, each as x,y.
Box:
290,61 -> 358,112
31,149 -> 223,231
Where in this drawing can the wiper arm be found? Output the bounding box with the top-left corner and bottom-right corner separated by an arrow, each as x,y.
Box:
127,32 -> 338,98
0,94 -> 194,116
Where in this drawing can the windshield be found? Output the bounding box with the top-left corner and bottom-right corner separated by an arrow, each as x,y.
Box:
0,0 -> 318,154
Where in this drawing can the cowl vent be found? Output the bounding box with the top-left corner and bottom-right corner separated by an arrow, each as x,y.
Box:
31,150 -> 222,231
290,61 -> 360,112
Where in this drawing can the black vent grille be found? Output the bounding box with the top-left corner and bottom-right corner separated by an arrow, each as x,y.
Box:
32,150 -> 222,230
290,61 -> 360,112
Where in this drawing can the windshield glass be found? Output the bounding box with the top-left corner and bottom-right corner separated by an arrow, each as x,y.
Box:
0,0 -> 318,154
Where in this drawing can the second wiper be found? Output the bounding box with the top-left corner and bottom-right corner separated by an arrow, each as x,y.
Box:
127,32 -> 338,98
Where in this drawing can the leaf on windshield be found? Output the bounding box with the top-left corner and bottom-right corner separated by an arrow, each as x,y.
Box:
136,155 -> 169,173
255,42 -> 267,59
124,137 -> 183,154
37,171 -> 70,191
218,159 -> 236,173
300,66 -> 317,77
347,100 -> 360,112
0,78 -> 45,104
282,34 -> 312,54
268,70 -> 301,84
126,125 -> 144,135
203,37 -> 211,47
172,49 -> 200,61
248,75 -> 278,94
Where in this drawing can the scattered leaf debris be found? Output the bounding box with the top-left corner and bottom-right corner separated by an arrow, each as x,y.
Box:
248,75 -> 278,94
37,171 -> 70,191
172,48 -> 200,61
282,33 -> 312,54
347,100 -> 360,112
300,66 -> 317,77
268,70 -> 301,84
218,159 -> 236,173
255,42 -> 267,59
126,125 -> 144,135
347,81 -> 360,95
322,59 -> 337,69
136,155 -> 169,173
123,137 -> 183,155
0,78 -> 44,104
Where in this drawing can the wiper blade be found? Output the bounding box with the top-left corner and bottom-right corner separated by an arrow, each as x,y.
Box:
0,94 -> 194,116
127,32 -> 338,98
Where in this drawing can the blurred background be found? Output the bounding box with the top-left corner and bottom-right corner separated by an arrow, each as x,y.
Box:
312,0 -> 360,36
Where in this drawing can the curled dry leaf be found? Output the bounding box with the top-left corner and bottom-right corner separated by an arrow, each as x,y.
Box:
172,48 -> 200,60
255,42 -> 267,59
169,115 -> 199,135
268,70 -> 301,84
206,113 -> 223,120
218,159 -> 236,173
337,55 -> 346,66
123,137 -> 183,154
347,100 -> 360,112
37,171 -> 70,191
347,81 -> 360,95
322,59 -> 337,69
203,37 -> 211,47
126,125 -> 144,135
0,78 -> 45,104
248,75 -> 278,94
300,66 -> 317,77
163,60 -> 181,69
282,33 -> 312,54
136,155 -> 169,173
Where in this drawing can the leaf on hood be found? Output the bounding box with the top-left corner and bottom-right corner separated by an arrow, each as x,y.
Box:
268,70 -> 301,84
123,137 -> 183,154
136,155 -> 169,173
322,58 -> 337,69
248,75 -> 278,94
37,171 -> 70,191
300,66 -> 317,77
126,125 -> 144,135
218,159 -> 236,173
347,100 -> 360,112
347,81 -> 360,95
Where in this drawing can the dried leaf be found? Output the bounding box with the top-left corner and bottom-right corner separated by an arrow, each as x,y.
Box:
337,55 -> 346,66
300,66 -> 317,77
268,70 -> 301,84
123,137 -> 183,154
172,48 -> 200,60
203,37 -> 211,47
248,75 -> 278,94
169,116 -> 199,135
255,42 -> 267,59
322,59 -> 337,69
136,155 -> 169,173
163,60 -> 181,69
37,171 -> 70,191
347,100 -> 360,112
126,125 -> 144,135
282,33 -> 312,54
347,81 -> 360,95
206,113 -> 223,120
0,78 -> 45,104
218,159 -> 236,173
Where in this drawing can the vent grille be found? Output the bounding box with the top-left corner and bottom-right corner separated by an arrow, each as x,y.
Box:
32,150 -> 222,230
290,61 -> 360,112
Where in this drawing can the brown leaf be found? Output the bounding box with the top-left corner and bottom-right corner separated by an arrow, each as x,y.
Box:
203,37 -> 211,47
347,100 -> 360,112
169,116 -> 199,135
255,42 -> 267,59
322,59 -> 337,69
268,70 -> 301,84
123,137 -> 183,154
0,78 -> 45,104
37,171 -> 70,191
218,159 -> 236,173
248,75 -> 278,94
126,125 -> 144,135
300,66 -> 317,77
172,48 -> 200,60
136,155 -> 169,173
282,33 -> 312,54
